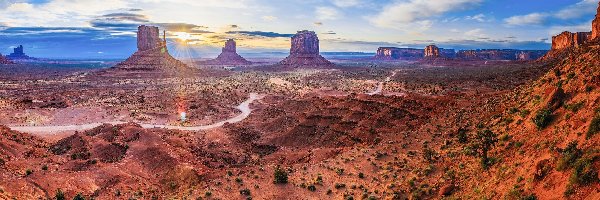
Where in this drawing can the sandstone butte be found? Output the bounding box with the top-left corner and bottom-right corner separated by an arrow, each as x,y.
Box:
279,30 -> 333,67
114,25 -> 187,70
424,45 -> 440,58
203,39 -> 251,65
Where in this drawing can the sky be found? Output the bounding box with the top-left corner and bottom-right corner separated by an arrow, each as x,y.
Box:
0,0 -> 598,59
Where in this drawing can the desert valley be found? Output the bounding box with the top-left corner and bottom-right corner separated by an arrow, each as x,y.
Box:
1,1 -> 600,200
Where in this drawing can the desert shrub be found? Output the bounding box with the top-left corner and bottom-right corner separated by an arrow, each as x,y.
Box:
358,172 -> 364,179
335,183 -> 346,189
470,129 -> 498,169
42,165 -> 48,171
273,165 -> 288,184
532,109 -> 553,130
556,141 -> 582,171
586,115 -> 600,139
564,101 -> 585,113
307,184 -> 316,191
519,109 -> 531,118
73,193 -> 85,200
508,107 -> 519,114
457,128 -> 468,143
422,148 -> 436,163
239,188 -> 251,196
568,155 -> 599,186
55,189 -> 65,200
25,169 -> 33,176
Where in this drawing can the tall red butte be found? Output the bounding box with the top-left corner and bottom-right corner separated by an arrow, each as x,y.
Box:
592,2 -> 600,40
114,25 -> 187,70
279,30 -> 333,67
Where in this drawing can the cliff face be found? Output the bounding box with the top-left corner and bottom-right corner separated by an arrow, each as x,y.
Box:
374,47 -> 424,60
279,30 -> 333,67
592,2 -> 600,40
114,25 -> 187,70
203,39 -> 251,65
137,25 -> 163,51
424,45 -> 440,58
552,31 -> 591,50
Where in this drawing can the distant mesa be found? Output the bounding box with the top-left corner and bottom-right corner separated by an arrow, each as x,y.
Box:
0,53 -> 14,64
114,25 -> 188,70
202,39 -> 251,65
279,30 -> 334,67
456,49 -> 547,61
374,47 -> 423,60
7,45 -> 34,60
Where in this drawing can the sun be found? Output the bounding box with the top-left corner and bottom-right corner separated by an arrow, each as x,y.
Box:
174,32 -> 192,42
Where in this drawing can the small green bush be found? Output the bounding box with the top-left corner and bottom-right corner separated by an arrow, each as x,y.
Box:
532,109 -> 553,129
586,115 -> 600,139
273,165 -> 288,184
73,193 -> 85,200
55,189 -> 65,200
239,188 -> 251,196
556,141 -> 582,171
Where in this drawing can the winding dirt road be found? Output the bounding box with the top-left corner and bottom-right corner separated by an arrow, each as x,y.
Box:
367,71 -> 397,95
8,93 -> 264,134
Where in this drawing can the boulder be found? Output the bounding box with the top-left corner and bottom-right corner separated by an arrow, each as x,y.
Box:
439,184 -> 455,196
279,30 -> 333,67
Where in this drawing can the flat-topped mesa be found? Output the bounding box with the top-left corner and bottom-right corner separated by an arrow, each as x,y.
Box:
279,30 -> 333,67
7,45 -> 33,60
374,47 -> 423,60
424,45 -> 440,58
592,2 -> 600,40
114,25 -> 187,70
203,39 -> 251,65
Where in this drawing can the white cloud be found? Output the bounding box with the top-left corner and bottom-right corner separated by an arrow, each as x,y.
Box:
464,28 -> 488,39
554,0 -> 598,20
316,6 -> 341,20
465,14 -> 487,22
261,15 -> 278,21
369,0 -> 483,29
504,13 -> 548,26
332,0 -> 361,8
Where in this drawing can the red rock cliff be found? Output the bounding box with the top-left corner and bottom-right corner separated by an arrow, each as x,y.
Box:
592,2 -> 600,40
551,31 -> 591,50
137,25 -> 164,51
424,45 -> 440,58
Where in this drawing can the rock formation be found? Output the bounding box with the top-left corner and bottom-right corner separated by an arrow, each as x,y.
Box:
592,2 -> 600,40
424,45 -> 440,58
7,45 -> 33,60
551,31 -> 591,50
203,39 -> 251,65
0,53 -> 13,64
516,51 -> 548,61
114,25 -> 187,70
374,47 -> 423,60
279,30 -> 333,67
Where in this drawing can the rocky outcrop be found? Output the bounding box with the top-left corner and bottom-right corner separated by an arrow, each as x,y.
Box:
551,31 -> 591,50
7,45 -> 33,60
516,51 -> 547,61
203,39 -> 251,65
279,30 -> 333,67
0,54 -> 13,64
592,2 -> 600,40
424,45 -> 440,58
114,25 -> 187,70
374,47 -> 423,60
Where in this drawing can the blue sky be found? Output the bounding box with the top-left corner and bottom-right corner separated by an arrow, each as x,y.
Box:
0,0 -> 598,59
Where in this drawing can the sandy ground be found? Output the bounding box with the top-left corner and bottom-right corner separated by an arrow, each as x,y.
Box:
8,93 -> 263,134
